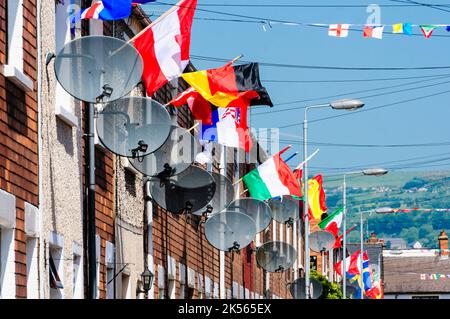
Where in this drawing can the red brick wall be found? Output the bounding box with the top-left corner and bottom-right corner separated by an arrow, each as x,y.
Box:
0,0 -> 38,298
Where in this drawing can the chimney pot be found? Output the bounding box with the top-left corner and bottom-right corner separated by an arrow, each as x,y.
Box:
438,230 -> 448,257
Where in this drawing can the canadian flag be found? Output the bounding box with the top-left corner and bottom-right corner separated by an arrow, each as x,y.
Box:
328,24 -> 350,38
132,0 -> 197,96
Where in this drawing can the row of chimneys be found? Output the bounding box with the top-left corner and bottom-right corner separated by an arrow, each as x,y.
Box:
366,230 -> 449,256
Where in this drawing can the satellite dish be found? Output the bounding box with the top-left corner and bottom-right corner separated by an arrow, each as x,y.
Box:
97,97 -> 172,158
204,210 -> 256,252
256,241 -> 297,273
227,198 -> 272,233
268,196 -> 300,225
54,35 -> 143,103
346,283 -> 359,298
309,230 -> 335,253
148,165 -> 216,214
192,172 -> 234,216
289,278 -> 323,299
130,126 -> 200,177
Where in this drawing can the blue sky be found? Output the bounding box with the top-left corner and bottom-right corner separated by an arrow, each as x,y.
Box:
144,1 -> 450,176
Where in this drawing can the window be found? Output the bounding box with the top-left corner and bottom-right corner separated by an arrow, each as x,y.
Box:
106,267 -> 114,299
105,241 -> 115,299
179,282 -> 185,299
26,238 -> 39,298
168,280 -> 176,299
55,0 -> 77,126
121,273 -> 131,299
49,248 -> 64,299
157,265 -> 166,299
72,254 -> 82,298
4,0 -> 33,91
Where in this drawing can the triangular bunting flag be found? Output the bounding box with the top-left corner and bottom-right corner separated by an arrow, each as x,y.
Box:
420,25 -> 437,38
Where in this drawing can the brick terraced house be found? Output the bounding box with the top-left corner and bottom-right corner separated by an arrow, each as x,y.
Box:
0,1 -> 313,299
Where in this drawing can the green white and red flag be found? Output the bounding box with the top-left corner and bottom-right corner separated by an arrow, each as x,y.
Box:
318,207 -> 343,237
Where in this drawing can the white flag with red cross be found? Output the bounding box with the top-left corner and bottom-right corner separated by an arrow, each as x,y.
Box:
328,24 -> 350,37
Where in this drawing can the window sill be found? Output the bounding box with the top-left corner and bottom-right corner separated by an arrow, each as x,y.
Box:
55,104 -> 78,128
2,64 -> 34,92
121,157 -> 140,175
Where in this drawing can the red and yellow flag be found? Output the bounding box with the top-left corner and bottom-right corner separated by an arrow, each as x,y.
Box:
181,62 -> 273,109
308,174 -> 327,220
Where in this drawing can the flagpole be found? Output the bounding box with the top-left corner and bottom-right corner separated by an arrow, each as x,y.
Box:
342,174 -> 347,299
360,209 -> 364,299
303,109 -> 310,299
127,0 -> 185,44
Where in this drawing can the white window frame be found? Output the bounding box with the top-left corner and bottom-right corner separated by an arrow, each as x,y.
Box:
48,232 -> 65,299
25,203 -> 39,299
72,243 -> 83,299
3,0 -> 33,91
105,241 -> 115,299
54,0 -> 78,127
204,276 -> 212,299
158,265 -> 166,299
0,189 -> 16,299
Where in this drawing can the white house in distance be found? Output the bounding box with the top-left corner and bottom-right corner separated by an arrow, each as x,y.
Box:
383,231 -> 450,299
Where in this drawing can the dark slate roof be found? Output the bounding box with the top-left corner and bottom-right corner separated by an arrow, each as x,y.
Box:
383,255 -> 450,293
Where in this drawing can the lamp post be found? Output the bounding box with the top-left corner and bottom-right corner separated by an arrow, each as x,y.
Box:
354,207 -> 393,299
303,99 -> 364,299
140,267 -> 154,296
342,168 -> 388,299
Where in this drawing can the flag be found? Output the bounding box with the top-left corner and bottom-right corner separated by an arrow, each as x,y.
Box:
366,278 -> 383,299
318,207 -> 343,237
168,87 -> 213,125
181,62 -> 273,109
201,106 -> 252,152
132,0 -> 197,95
420,25 -> 437,38
334,249 -> 361,277
333,225 -> 357,249
293,168 -> 303,198
308,175 -> 327,220
392,23 -> 412,35
328,24 -> 350,37
363,25 -> 384,39
362,251 -> 373,292
80,0 -> 135,20
243,148 -> 302,201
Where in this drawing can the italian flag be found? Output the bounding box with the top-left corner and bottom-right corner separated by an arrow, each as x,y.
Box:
243,147 -> 301,201
318,207 -> 343,237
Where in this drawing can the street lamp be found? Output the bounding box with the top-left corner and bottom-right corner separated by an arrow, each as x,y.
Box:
303,98 -> 364,299
341,168 -> 387,299
141,267 -> 154,294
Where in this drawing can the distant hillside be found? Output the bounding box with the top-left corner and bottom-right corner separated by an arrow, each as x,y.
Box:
322,171 -> 450,248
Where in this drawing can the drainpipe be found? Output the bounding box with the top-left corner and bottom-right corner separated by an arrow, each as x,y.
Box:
36,0 -> 44,299
145,180 -> 155,299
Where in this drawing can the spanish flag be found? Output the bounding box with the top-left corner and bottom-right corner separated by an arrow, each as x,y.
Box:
308,174 -> 327,220
181,62 -> 273,109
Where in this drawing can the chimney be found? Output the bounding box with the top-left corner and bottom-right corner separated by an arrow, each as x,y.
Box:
438,230 -> 448,257
367,232 -> 378,244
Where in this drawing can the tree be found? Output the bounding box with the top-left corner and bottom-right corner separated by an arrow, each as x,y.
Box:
310,270 -> 342,299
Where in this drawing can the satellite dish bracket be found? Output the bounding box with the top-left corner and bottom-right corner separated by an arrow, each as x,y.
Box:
184,201 -> 194,214
130,140 -> 149,160
95,84 -> 113,103
274,265 -> 285,273
228,241 -> 240,253
285,217 -> 294,228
